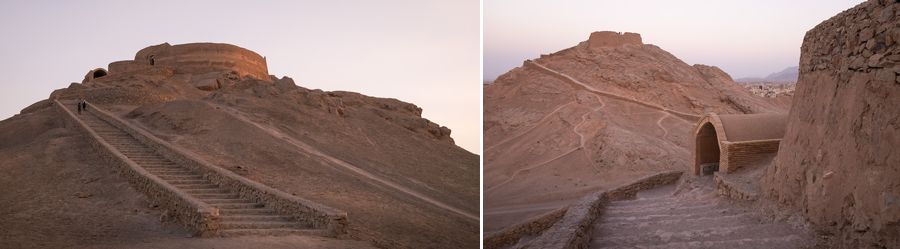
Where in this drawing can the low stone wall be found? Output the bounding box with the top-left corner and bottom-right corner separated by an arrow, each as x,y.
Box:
516,171 -> 683,249
84,101 -> 348,237
483,208 -> 568,249
108,60 -> 152,74
721,139 -> 780,173
53,99 -> 220,235
714,172 -> 760,201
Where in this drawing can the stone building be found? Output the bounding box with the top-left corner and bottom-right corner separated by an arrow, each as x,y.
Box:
693,112 -> 788,175
82,42 -> 270,90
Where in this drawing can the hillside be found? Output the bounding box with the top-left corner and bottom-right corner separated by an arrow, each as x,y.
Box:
0,43 -> 478,249
483,31 -> 788,232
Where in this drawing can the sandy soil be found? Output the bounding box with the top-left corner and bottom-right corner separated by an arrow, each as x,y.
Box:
0,107 -> 372,249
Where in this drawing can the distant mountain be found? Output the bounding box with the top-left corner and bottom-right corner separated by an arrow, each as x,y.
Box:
736,66 -> 798,83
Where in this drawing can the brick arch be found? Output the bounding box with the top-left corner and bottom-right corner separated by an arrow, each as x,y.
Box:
83,68 -> 109,83
693,113 -> 728,175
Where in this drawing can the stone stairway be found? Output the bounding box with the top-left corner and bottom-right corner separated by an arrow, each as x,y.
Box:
590,180 -> 814,249
69,104 -> 320,236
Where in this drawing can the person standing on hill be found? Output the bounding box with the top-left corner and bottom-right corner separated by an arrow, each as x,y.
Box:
76,99 -> 83,114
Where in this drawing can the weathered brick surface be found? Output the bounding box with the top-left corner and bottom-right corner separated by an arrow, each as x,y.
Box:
721,139 -> 780,173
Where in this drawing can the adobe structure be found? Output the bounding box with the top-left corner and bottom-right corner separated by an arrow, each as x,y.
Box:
693,112 -> 787,175
586,31 -> 642,49
82,42 -> 271,90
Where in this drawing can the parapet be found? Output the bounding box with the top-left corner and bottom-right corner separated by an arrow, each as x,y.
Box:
132,42 -> 270,81
587,31 -> 643,49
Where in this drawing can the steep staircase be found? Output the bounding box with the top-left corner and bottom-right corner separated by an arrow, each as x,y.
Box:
67,103 -> 321,236
590,179 -> 814,248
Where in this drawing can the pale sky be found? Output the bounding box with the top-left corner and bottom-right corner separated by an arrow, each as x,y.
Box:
485,0 -> 865,81
0,0 -> 480,154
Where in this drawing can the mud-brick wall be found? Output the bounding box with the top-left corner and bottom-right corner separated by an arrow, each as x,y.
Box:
761,0 -> 900,247
135,43 -> 270,81
720,139 -> 780,173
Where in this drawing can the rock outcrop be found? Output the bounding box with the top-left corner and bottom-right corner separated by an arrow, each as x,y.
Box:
761,0 -> 900,247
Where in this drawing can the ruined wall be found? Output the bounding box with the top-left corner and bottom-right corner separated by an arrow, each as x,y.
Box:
586,31 -> 642,49
134,43 -> 270,81
761,0 -> 900,247
108,60 -> 152,74
720,139 -> 780,173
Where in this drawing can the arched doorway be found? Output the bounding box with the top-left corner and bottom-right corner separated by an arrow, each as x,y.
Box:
92,69 -> 107,78
695,122 -> 720,175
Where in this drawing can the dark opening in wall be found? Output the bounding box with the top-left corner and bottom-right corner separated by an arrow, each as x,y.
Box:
695,122 -> 721,175
149,55 -> 155,65
92,69 -> 108,78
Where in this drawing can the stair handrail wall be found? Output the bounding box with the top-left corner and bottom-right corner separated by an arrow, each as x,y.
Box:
516,170 -> 683,249
53,99 -> 221,235
82,100 -> 348,237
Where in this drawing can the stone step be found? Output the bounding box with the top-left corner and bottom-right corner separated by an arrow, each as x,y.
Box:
606,193 -> 718,209
133,159 -> 175,164
219,221 -> 298,230
167,179 -> 211,185
604,202 -> 727,217
157,175 -> 204,180
220,215 -> 292,222
142,166 -> 182,170
172,183 -> 219,190
147,169 -> 194,175
203,198 -> 253,204
598,235 -> 807,249
602,207 -> 746,224
212,203 -> 265,209
118,150 -> 157,154
216,228 -> 327,237
593,224 -> 805,248
194,193 -> 241,199
597,213 -> 757,235
220,208 -> 278,215
185,188 -> 231,194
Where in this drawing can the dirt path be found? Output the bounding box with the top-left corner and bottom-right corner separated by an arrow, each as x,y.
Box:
526,61 -> 699,121
210,103 -> 478,222
656,112 -> 670,138
574,95 -> 606,174
486,101 -> 574,152
486,147 -> 581,194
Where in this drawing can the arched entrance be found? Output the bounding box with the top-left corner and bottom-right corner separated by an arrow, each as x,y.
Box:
92,69 -> 107,78
695,122 -> 721,175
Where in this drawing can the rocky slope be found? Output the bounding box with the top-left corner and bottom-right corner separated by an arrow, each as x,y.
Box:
761,0 -> 900,247
1,43 -> 478,249
484,31 -> 788,232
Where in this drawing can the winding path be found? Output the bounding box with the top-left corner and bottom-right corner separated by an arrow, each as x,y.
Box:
525,61 -> 700,122
489,62 -> 702,194
486,147 -> 581,193
486,101 -> 574,152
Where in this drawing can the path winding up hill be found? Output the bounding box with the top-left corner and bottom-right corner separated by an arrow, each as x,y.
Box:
484,31 -> 788,232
